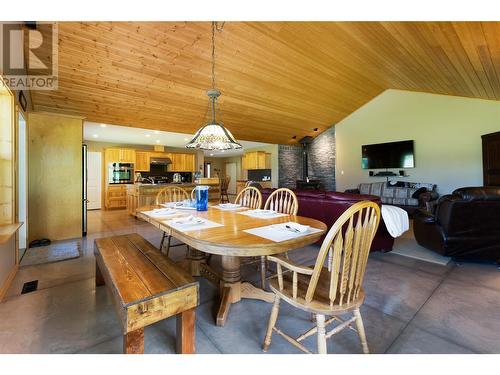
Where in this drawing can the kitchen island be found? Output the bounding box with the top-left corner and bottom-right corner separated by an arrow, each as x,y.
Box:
126,178 -> 221,216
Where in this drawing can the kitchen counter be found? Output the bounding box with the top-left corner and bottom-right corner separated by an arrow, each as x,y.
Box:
236,180 -> 273,194
127,180 -> 221,216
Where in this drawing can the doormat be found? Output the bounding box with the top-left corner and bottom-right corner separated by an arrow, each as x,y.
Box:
20,241 -> 81,267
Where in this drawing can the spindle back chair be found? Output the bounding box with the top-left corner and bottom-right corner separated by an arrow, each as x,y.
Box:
263,201 -> 381,354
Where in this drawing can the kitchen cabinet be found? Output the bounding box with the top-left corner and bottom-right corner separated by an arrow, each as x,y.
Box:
135,151 -> 150,172
242,151 -> 271,170
106,184 -> 128,209
265,153 -> 272,169
170,153 -> 196,172
105,148 -> 136,164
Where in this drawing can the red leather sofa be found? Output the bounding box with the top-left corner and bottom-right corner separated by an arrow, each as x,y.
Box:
260,189 -> 394,252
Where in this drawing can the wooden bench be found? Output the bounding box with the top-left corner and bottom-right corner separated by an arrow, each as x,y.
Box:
94,233 -> 199,354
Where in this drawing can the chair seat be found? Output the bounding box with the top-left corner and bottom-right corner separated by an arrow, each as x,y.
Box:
269,267 -> 364,315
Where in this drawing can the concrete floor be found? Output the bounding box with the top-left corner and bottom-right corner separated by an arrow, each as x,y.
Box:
1,209 -> 499,354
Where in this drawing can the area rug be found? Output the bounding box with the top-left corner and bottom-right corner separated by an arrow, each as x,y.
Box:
20,241 -> 81,267
391,223 -> 451,266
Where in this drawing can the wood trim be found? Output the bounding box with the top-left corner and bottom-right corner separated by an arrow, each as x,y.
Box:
0,264 -> 18,302
0,223 -> 23,245
29,111 -> 86,120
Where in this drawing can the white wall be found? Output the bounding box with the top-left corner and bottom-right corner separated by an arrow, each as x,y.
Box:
335,90 -> 500,195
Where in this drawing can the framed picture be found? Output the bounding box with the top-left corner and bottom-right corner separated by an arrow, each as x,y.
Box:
18,90 -> 27,112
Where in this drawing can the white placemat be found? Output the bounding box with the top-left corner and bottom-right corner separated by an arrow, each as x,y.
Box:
165,217 -> 223,232
238,209 -> 288,219
244,222 -> 323,242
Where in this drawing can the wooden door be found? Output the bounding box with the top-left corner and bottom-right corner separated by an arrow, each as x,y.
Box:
87,151 -> 102,209
482,131 -> 500,186
135,151 -> 150,172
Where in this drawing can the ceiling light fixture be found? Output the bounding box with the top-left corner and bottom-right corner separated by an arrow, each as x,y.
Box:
185,22 -> 242,151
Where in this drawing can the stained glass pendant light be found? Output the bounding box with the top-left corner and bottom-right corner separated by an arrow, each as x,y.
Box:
185,22 -> 242,151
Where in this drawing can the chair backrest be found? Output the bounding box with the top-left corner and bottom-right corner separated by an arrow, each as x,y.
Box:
155,186 -> 189,205
190,187 -> 196,200
235,186 -> 262,209
306,201 -> 381,307
264,188 -> 298,215
220,176 -> 230,191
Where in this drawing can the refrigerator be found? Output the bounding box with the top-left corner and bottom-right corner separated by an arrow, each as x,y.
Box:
82,144 -> 88,237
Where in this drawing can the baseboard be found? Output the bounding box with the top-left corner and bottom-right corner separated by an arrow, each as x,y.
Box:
0,264 -> 19,302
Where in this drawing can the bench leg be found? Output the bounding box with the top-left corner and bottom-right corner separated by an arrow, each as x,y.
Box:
176,308 -> 196,354
124,328 -> 144,354
95,259 -> 105,287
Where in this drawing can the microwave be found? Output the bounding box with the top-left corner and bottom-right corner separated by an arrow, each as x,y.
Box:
108,163 -> 134,184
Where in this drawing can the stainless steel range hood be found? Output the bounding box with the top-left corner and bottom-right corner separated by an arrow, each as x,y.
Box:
150,157 -> 172,166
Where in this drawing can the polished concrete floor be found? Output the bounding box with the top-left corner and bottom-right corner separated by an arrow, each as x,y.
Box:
1,209 -> 499,354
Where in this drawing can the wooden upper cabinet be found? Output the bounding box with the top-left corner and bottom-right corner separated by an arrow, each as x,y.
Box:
105,148 -> 136,164
265,153 -> 272,169
242,151 -> 271,170
184,154 -> 196,172
119,149 -> 136,163
105,148 -> 121,163
170,153 -> 196,172
135,151 -> 150,172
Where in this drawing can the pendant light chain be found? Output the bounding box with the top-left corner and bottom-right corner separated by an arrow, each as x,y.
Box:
211,21 -> 216,89
211,21 -> 225,89
185,21 -> 241,151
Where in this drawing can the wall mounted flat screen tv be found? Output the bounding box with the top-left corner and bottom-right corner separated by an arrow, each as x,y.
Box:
361,140 -> 414,169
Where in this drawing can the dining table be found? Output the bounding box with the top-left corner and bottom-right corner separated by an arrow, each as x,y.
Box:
137,204 -> 327,326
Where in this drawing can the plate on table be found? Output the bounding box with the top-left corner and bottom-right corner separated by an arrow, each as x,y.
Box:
248,209 -> 276,216
172,216 -> 205,226
218,203 -> 242,209
161,202 -> 196,210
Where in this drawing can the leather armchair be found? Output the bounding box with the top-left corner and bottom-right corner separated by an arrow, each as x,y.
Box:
413,186 -> 500,261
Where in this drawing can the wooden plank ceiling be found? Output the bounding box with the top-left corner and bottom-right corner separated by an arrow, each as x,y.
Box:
30,22 -> 500,144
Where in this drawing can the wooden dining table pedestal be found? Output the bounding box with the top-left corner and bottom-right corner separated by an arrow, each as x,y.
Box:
137,206 -> 326,327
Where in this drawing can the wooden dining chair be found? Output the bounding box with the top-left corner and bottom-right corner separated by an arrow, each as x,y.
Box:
262,201 -> 381,354
155,186 -> 189,257
259,188 -> 299,287
220,176 -> 230,203
264,188 -> 298,215
235,186 -> 262,209
190,187 -> 196,200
